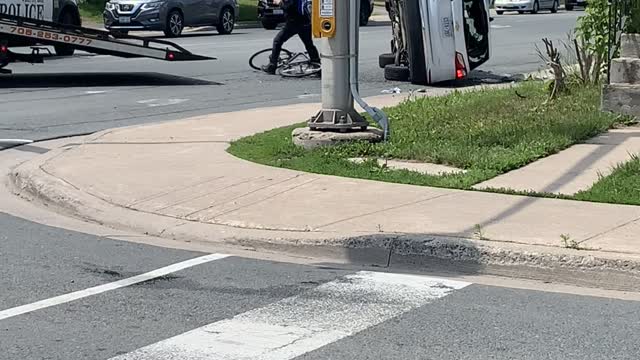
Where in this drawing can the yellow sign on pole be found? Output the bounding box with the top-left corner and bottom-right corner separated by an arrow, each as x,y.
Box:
312,0 -> 336,38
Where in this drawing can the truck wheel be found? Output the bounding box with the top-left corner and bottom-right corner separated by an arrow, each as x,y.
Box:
379,53 -> 395,68
360,0 -> 371,26
403,0 -> 427,85
217,7 -> 235,34
384,64 -> 410,82
54,11 -> 76,56
164,10 -> 184,37
496,10 -> 504,15
531,0 -> 539,14
261,19 -> 278,30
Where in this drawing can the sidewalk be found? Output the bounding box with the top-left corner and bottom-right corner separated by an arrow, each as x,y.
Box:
8,87 -> 640,279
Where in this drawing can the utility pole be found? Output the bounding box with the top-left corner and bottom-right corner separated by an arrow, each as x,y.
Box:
308,0 -> 369,131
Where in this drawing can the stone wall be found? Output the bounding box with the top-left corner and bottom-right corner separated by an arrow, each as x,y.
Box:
602,34 -> 640,117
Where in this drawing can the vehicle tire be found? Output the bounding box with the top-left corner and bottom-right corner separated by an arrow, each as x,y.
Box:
384,64 -> 410,82
496,10 -> 504,15
566,3 -> 574,10
403,0 -> 427,85
531,0 -> 539,13
518,10 -> 525,14
249,47 -> 292,71
217,6 -> 235,34
551,0 -> 558,12
261,19 -> 278,30
359,0 -> 370,26
54,11 -> 76,56
164,10 -> 184,37
379,53 -> 395,68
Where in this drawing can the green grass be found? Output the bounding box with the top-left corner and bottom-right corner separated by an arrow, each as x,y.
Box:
228,82 -> 628,190
78,0 -> 259,24
574,155 -> 640,205
238,0 -> 259,22
79,0 -> 106,24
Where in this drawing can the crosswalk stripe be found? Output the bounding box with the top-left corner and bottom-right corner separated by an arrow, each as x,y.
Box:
0,253 -> 230,321
110,271 -> 470,360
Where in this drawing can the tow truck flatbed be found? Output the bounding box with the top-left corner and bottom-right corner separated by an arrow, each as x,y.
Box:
0,13 -> 214,72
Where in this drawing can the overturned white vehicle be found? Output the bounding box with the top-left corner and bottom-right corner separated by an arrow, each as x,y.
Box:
381,0 -> 492,84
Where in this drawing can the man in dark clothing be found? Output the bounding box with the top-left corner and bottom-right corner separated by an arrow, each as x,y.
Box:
262,0 -> 321,74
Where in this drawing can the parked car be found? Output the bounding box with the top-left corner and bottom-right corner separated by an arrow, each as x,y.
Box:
104,0 -> 240,37
565,0 -> 587,10
494,0 -> 559,14
0,0 -> 81,56
257,0 -> 374,30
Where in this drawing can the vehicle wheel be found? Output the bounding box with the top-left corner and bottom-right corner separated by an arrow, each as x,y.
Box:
111,30 -> 129,38
531,0 -> 539,14
403,0 -> 427,84
551,0 -> 558,12
249,47 -> 292,71
518,10 -> 525,14
217,6 -> 235,34
261,19 -> 278,30
379,53 -> 395,68
359,0 -> 371,26
384,65 -> 410,82
496,10 -> 504,15
164,10 -> 184,37
54,11 -> 76,56
566,3 -> 574,10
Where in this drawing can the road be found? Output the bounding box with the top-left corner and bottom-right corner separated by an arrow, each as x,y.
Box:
1,12 -> 580,141
1,211 -> 640,360
8,11 -> 638,359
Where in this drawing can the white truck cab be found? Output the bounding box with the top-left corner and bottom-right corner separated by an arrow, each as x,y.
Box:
0,0 -> 81,55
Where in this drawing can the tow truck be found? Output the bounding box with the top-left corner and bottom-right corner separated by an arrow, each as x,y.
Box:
0,0 -> 212,74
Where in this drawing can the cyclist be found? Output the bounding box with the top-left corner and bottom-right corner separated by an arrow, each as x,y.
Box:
262,0 -> 320,74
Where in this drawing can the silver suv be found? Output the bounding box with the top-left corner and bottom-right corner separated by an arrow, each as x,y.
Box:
104,0 -> 239,37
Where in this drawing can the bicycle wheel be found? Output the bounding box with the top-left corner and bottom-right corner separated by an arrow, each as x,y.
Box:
279,53 -> 321,78
249,48 -> 292,71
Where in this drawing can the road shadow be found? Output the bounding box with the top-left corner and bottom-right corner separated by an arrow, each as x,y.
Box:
307,232 -> 640,292
434,70 -> 521,88
0,72 -> 221,88
366,20 -> 392,27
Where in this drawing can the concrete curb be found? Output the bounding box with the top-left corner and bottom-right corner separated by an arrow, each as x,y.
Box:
8,142 -> 640,290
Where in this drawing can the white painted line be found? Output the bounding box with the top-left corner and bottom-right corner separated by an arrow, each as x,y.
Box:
85,90 -> 108,95
136,98 -> 190,107
111,271 -> 470,360
297,93 -> 319,99
0,253 -> 229,321
491,25 -> 512,29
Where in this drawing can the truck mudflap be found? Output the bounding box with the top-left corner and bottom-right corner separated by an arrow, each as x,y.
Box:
0,13 -> 214,62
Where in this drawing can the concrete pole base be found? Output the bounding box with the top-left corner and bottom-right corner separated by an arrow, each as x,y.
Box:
308,108 -> 370,132
292,127 -> 383,149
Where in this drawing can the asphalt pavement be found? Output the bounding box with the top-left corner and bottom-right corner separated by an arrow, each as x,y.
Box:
1,12 -> 580,141
1,212 -> 640,360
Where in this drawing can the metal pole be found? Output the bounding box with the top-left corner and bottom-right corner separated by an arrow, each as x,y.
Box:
309,0 -> 368,131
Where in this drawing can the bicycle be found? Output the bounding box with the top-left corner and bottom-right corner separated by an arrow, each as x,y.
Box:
249,48 -> 320,78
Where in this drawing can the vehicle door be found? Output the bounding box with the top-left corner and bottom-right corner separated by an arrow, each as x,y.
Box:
180,0 -> 209,26
201,0 -> 223,24
420,0 -> 457,83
